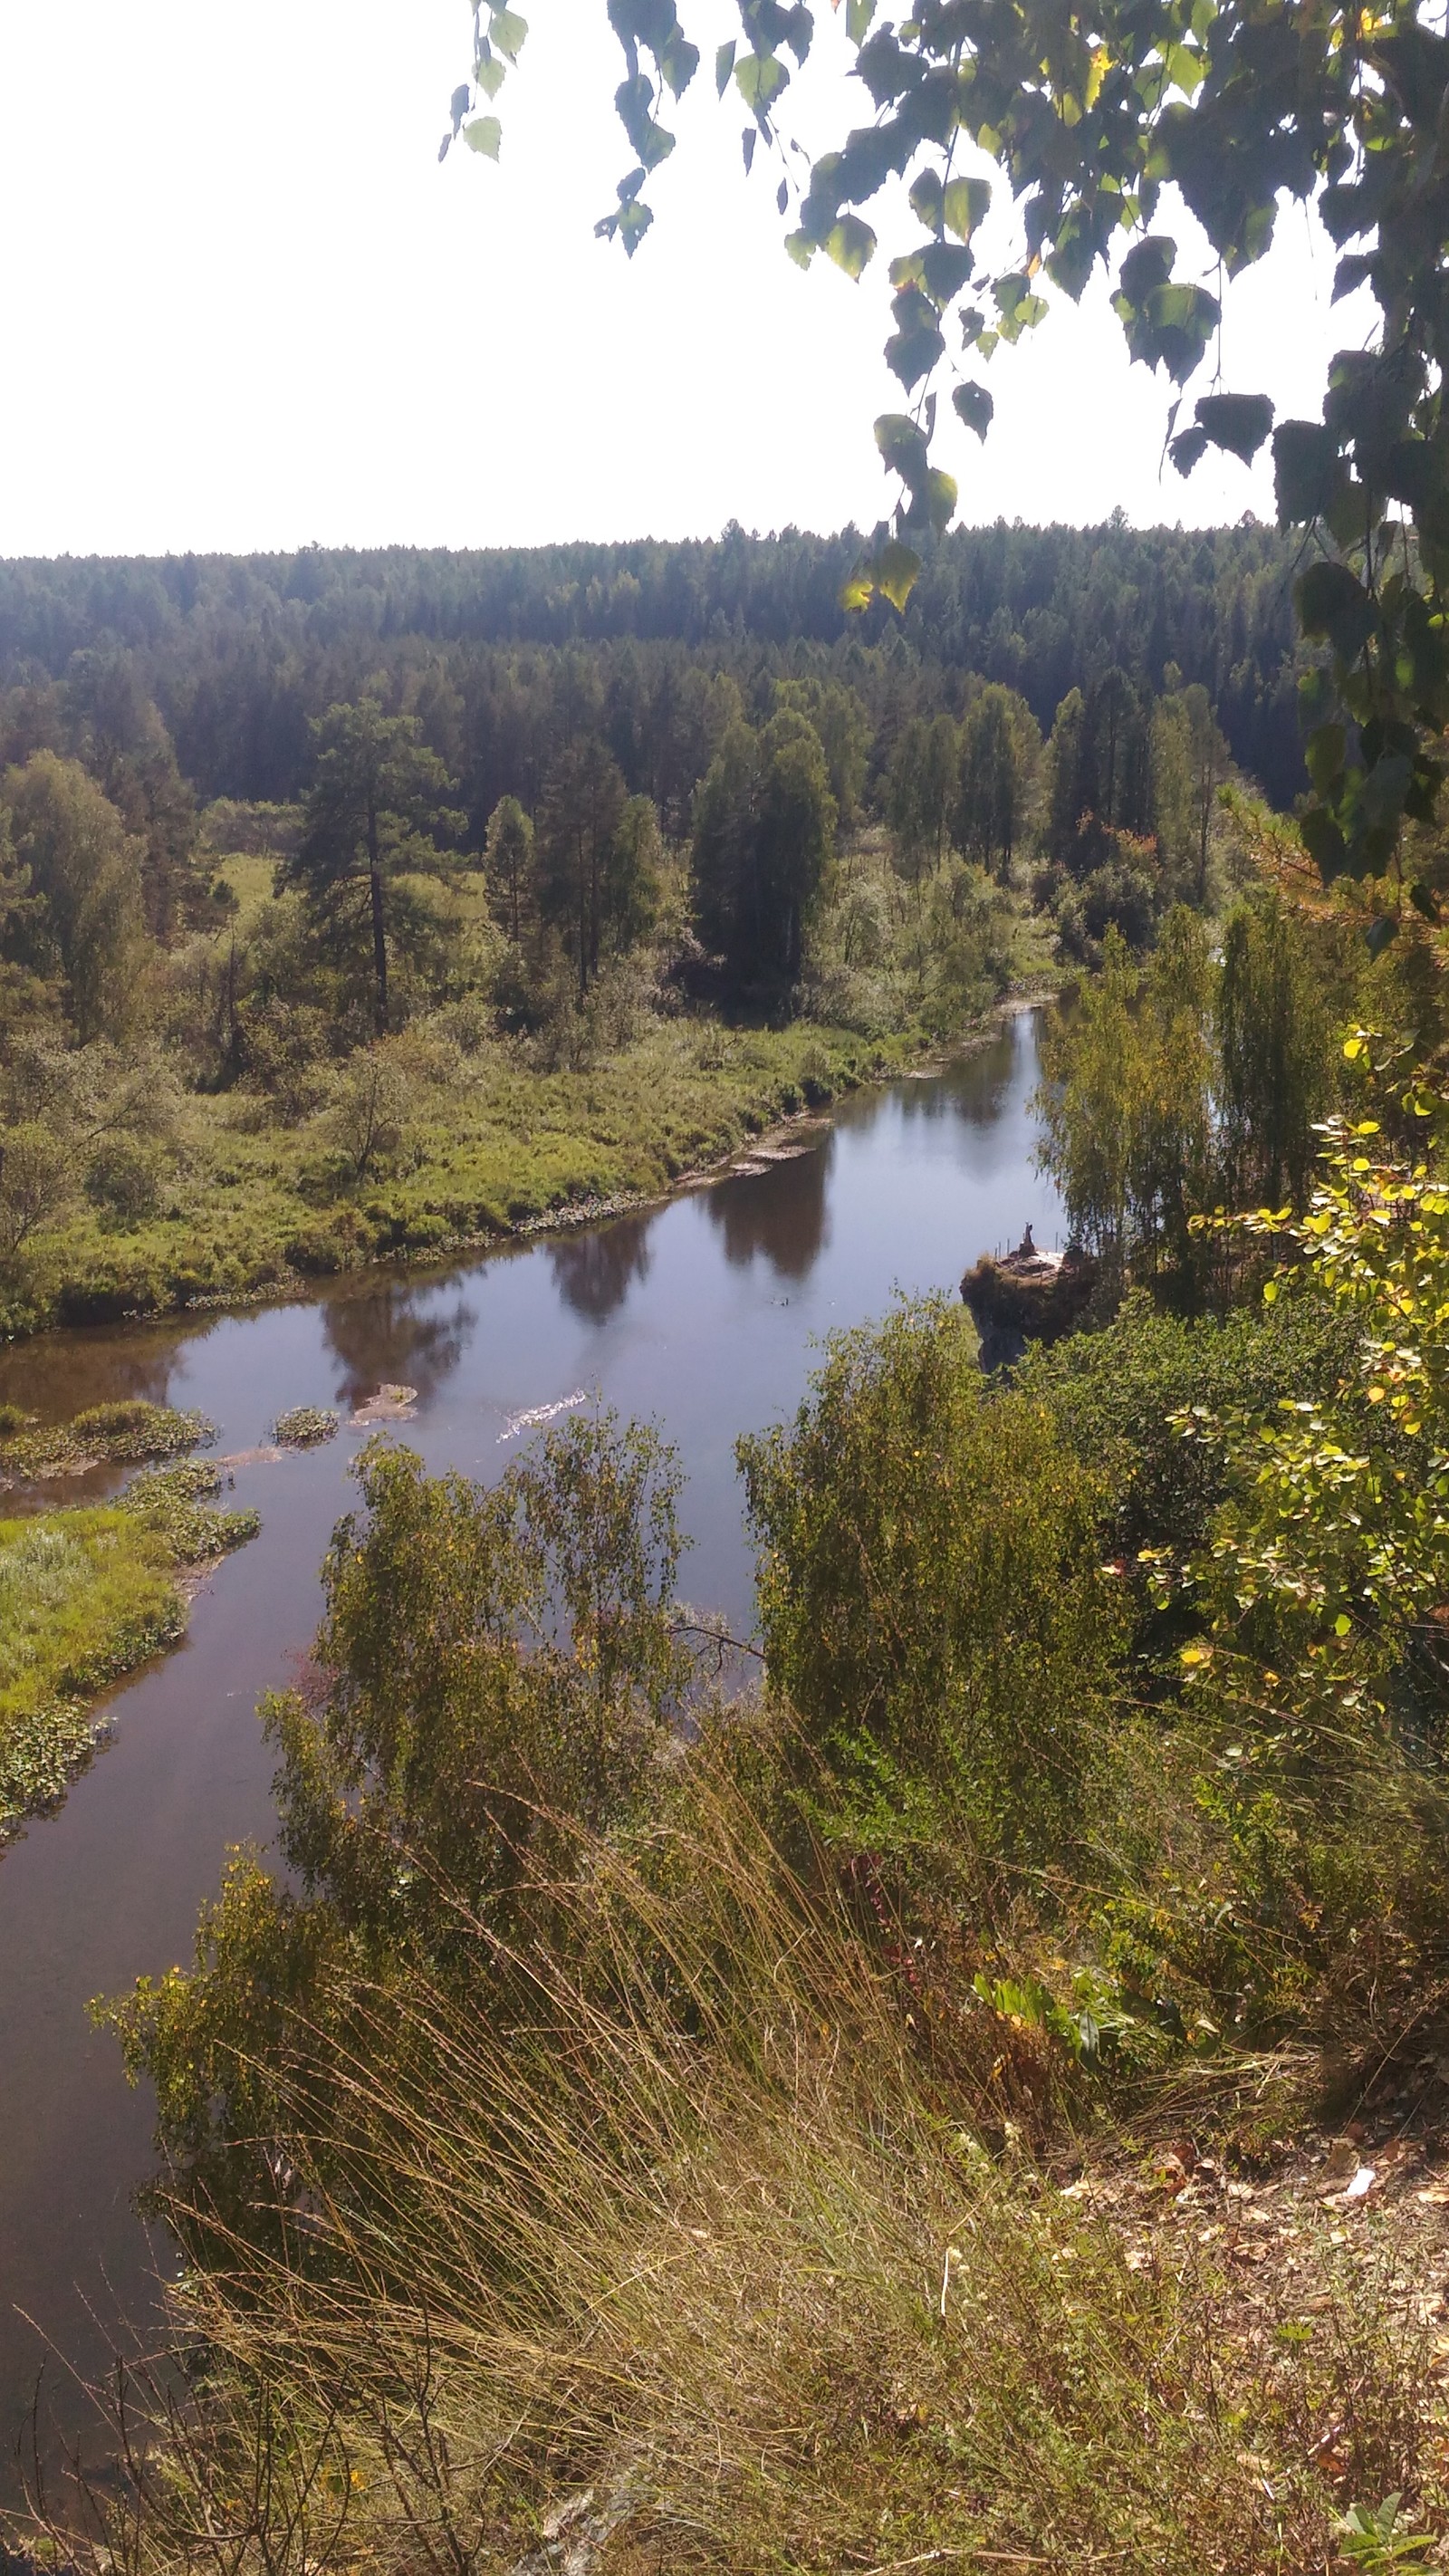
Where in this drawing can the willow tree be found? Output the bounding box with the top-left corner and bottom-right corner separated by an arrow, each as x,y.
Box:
452,0 -> 1449,938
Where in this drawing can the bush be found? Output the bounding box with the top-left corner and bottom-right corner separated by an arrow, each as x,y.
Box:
284,1225 -> 352,1277
242,999 -> 331,1121
0,1120 -> 70,1258
84,1133 -> 167,1228
1056,851 -> 1163,961
740,1297 -> 1126,1862
325,1046 -> 413,1181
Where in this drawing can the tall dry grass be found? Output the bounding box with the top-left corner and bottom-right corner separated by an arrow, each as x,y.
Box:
45,1742 -> 1441,2576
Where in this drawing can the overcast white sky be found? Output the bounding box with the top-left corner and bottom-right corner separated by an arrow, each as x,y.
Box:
0,4 -> 1375,557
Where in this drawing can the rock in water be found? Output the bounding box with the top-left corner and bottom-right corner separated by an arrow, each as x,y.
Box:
960,1245 -> 1097,1371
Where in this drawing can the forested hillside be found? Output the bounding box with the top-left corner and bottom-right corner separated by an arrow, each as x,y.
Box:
0,518 -> 1304,810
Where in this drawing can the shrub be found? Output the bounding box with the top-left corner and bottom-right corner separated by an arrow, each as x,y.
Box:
284,1226 -> 351,1276
740,1297 -> 1126,1863
84,1132 -> 167,1228
0,1120 -> 70,1258
325,1046 -> 413,1181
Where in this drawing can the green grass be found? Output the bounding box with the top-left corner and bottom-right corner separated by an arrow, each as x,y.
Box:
211,851 -> 279,927
0,1401 -> 216,1484
0,1014 -> 950,1336
0,1467 -> 260,1828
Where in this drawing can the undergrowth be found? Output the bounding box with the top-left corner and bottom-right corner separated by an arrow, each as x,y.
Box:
78,1754 -> 1448,2576
40,1087 -> 1449,2575
0,1465 -> 258,1829
0,1018 -> 943,1338
0,1402 -> 216,1486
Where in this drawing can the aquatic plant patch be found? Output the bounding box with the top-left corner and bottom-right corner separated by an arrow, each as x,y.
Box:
0,1400 -> 216,1486
0,1466 -> 259,1831
273,1407 -> 340,1447
119,1462 -> 261,1562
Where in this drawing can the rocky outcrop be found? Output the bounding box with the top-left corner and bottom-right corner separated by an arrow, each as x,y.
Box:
960,1242 -> 1099,1370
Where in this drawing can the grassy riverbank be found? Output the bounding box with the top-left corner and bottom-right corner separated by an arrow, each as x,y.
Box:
0,1010 -> 1020,1340
0,1460 -> 259,1829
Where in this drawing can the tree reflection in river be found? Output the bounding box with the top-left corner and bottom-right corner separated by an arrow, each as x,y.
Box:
705,1136 -> 832,1282
895,1022 -> 1019,1131
548,1209 -> 653,1324
321,1280 -> 475,1412
0,1321 -> 207,1429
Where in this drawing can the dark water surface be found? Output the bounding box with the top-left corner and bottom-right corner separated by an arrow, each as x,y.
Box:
0,1009 -> 1061,2496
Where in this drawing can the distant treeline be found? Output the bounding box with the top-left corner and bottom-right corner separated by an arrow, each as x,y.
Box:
0,519 -> 1305,814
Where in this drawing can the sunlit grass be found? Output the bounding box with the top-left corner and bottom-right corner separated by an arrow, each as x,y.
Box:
0,1470 -> 259,1824
3,1014 -> 936,1333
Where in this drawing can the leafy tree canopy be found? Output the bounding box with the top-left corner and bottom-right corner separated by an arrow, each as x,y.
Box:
454,0 -> 1449,930
285,698 -> 461,1034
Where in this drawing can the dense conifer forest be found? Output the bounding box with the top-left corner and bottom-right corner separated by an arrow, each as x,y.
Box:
0,517 -> 1305,807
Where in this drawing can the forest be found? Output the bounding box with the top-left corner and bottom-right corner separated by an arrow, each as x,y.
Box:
11,514 -> 1449,2576
0,520 -> 1316,1338
16,0 -> 1449,2561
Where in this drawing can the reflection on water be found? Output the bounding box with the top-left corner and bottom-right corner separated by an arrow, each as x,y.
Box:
548,1211 -> 652,1323
321,1283 -> 476,1412
0,1322 -> 194,1435
894,1019 -> 1020,1130
705,1135 -> 832,1280
0,1008 -> 1064,2505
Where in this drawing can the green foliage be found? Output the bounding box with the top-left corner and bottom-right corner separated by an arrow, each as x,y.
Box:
0,1017 -> 914,1339
772,675 -> 870,826
693,706 -> 835,987
739,1296 -> 1126,1861
1021,1286 -> 1362,1585
324,1042 -> 414,1181
0,1119 -> 70,1260
956,683 -> 1041,878
119,1460 -> 260,1562
885,711 -> 958,882
0,1463 -> 255,1828
1,751 -> 150,1040
483,791 -> 533,945
1036,901 -> 1335,1282
84,1130 -> 166,1228
95,1236 -> 1449,2567
106,1412 -> 692,2226
1337,2496 -> 1437,2575
534,740 -> 664,1003
1150,680 -> 1230,901
0,1399 -> 214,1482
437,0 -> 1430,918
273,1406 -> 339,1448
273,1415 -> 689,1950
1176,1033 -> 1449,1673
285,699 -> 461,1035
1218,889 -> 1331,1206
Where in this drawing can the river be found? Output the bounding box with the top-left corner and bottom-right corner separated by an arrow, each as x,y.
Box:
0,1005 -> 1061,2503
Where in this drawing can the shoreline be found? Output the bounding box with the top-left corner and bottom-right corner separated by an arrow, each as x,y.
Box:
2,989 -> 1056,1358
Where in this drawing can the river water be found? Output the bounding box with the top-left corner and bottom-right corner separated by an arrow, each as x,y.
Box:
0,1005 -> 1061,2501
